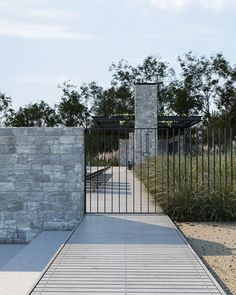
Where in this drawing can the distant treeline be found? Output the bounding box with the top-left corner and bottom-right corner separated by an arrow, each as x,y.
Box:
1,52 -> 236,128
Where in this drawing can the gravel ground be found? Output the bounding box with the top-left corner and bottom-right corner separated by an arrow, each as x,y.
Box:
177,222 -> 236,295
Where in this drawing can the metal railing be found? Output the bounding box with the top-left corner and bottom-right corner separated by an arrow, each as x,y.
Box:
85,127 -> 236,215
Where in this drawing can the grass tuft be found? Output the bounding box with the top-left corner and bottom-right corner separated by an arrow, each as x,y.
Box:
135,155 -> 236,221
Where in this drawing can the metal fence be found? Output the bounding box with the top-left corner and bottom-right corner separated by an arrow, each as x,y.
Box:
85,127 -> 236,214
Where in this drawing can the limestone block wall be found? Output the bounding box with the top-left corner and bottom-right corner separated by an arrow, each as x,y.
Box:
119,139 -> 128,166
135,83 -> 158,130
0,127 -> 84,243
119,133 -> 135,166
135,83 -> 158,163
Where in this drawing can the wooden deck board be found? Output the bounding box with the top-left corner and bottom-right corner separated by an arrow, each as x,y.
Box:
29,214 -> 226,295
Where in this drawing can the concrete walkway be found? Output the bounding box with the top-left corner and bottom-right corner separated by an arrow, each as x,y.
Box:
0,231 -> 70,295
29,214 -> 225,295
86,167 -> 162,213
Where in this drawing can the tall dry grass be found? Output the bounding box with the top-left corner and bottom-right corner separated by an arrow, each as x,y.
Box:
90,150 -> 119,166
135,154 -> 236,221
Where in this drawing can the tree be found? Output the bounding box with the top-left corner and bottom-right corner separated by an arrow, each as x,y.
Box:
108,55 -> 174,115
57,81 -> 89,127
0,92 -> 14,126
3,53 -> 236,128
91,85 -> 133,116
175,52 -> 236,121
57,53 -> 236,122
6,101 -> 58,127
214,60 -> 236,126
166,81 -> 202,116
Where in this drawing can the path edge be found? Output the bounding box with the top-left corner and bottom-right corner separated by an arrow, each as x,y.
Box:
26,215 -> 85,295
167,216 -> 227,295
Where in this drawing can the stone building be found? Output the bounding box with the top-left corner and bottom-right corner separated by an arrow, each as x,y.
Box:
93,83 -> 201,166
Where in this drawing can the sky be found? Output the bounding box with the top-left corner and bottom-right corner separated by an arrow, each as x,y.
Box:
0,0 -> 236,109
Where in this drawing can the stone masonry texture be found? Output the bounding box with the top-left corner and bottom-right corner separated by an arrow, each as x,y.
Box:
119,133 -> 135,166
0,127 -> 84,243
119,139 -> 128,166
135,83 -> 158,130
135,83 -> 158,163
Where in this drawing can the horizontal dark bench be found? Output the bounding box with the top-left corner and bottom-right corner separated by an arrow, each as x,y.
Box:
86,166 -> 110,181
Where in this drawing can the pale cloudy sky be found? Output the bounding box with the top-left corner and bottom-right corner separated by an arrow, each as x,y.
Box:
0,0 -> 236,108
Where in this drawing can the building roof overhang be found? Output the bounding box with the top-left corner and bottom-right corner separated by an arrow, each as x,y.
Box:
92,115 -> 202,129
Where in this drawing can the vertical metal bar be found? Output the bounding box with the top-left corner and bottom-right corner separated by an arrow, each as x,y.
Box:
166,129 -> 170,212
219,128 -> 222,192
118,127 -> 121,213
154,128 -> 157,213
96,129 -> 99,213
224,128 -> 227,188
161,129 -> 164,198
111,129 -> 114,213
196,128 -> 199,193
213,128 -> 216,190
172,128 -> 175,193
125,128 -> 128,213
178,128 -> 181,191
201,127 -> 204,195
84,129 -> 87,214
140,129 -> 143,213
230,128 -> 233,190
133,130 -> 135,213
190,128 -> 193,192
104,129 -> 106,213
147,129 -> 150,213
184,129 -> 187,193
207,127 -> 210,194
89,130 -> 92,213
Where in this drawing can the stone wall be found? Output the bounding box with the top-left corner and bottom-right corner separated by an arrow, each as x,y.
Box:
135,83 -> 158,163
135,83 -> 158,130
119,139 -> 128,166
119,133 -> 135,166
0,127 -> 84,243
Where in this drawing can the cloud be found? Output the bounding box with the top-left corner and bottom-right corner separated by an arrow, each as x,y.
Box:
0,75 -> 74,85
136,0 -> 236,10
0,20 -> 94,40
0,0 -> 94,40
143,26 -> 217,40
0,1 -> 79,20
29,9 -> 79,20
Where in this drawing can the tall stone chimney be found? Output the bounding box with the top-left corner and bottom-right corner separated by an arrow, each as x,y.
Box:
134,83 -> 158,163
135,83 -> 158,129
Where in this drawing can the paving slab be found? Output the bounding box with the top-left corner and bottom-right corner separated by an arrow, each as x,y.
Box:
30,214 -> 226,295
0,244 -> 25,268
86,167 -> 162,213
0,231 -> 70,295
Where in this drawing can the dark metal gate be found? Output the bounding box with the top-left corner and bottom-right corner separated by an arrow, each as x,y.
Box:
85,127 -> 235,215
85,127 -> 160,214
